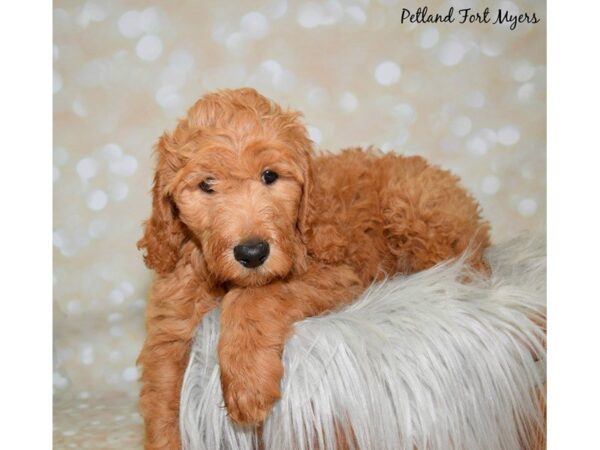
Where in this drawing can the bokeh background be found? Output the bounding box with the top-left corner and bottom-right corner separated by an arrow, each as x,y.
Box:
53,0 -> 546,447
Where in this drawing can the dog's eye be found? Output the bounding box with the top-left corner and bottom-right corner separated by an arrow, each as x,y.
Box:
261,170 -> 278,185
199,179 -> 215,194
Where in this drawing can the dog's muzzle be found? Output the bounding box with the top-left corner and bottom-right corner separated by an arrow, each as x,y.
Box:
233,239 -> 270,268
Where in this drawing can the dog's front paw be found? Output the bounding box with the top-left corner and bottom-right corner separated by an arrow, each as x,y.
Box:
222,378 -> 280,425
220,347 -> 283,426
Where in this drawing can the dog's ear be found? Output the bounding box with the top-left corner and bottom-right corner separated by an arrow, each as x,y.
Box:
137,134 -> 187,275
298,154 -> 313,237
290,120 -> 314,238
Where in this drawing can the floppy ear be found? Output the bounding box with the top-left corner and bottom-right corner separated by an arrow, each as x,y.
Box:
290,121 -> 314,238
297,153 -> 313,237
137,134 -> 187,275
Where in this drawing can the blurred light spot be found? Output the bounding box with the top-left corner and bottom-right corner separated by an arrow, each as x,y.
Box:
211,22 -> 232,44
54,71 -> 62,94
392,129 -> 410,146
225,32 -> 246,52
521,167 -> 534,179
53,44 -> 60,61
298,2 -> 325,28
498,1 -> 520,18
122,367 -> 139,382
139,7 -> 165,33
110,181 -> 129,201
87,190 -> 108,211
169,49 -> 194,72
267,0 -> 288,19
76,59 -> 108,87
299,1 -> 341,27
78,1 -> 108,27
54,146 -> 69,166
53,167 -> 60,183
109,289 -> 125,305
136,35 -> 163,61
118,10 -> 142,38
451,116 -> 472,137
119,281 -> 135,296
53,372 -> 69,389
108,312 -> 123,323
419,26 -> 439,49
346,6 -> 367,25
439,40 -> 467,66
72,98 -> 87,117
465,90 -> 485,108
88,219 -> 108,239
75,228 -> 91,248
512,60 -> 535,82
53,230 -> 76,256
518,198 -> 537,217
402,73 -> 422,93
497,126 -> 520,146
374,61 -> 401,85
481,35 -> 505,56
380,142 -> 392,153
467,136 -> 488,155
339,91 -> 358,112
481,175 -> 501,195
67,301 -> 83,315
440,136 -> 460,153
241,12 -> 270,39
260,59 -> 284,85
480,128 -> 497,143
105,374 -> 119,385
307,126 -> 322,144
260,59 -> 281,73
272,69 -> 296,91
160,66 -> 187,89
109,155 -> 138,176
76,157 -> 98,179
156,85 -> 182,109
133,298 -> 146,309
518,82 -> 535,102
81,344 -> 94,365
110,326 -> 124,337
306,86 -> 330,107
101,143 -> 123,159
392,103 -> 416,124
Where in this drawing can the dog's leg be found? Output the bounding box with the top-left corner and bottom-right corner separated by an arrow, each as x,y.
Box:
138,271 -> 220,450
218,262 -> 364,425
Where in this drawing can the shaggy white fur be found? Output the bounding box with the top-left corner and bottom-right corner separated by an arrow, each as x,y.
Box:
180,235 -> 546,450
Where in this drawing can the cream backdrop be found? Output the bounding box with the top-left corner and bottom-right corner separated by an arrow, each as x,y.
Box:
53,0 -> 546,448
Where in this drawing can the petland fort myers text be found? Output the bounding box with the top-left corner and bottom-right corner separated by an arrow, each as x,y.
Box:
401,7 -> 541,31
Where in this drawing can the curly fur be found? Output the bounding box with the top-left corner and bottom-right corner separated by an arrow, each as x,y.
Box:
137,88 -> 491,450
180,235 -> 546,450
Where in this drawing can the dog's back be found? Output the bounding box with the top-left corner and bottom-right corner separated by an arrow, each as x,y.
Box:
304,148 -> 491,284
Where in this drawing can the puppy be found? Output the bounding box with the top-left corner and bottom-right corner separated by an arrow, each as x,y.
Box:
137,88 -> 490,450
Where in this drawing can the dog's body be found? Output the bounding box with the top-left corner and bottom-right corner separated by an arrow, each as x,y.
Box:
137,88 -> 490,450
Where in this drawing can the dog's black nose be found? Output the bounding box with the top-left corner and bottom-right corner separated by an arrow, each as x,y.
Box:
233,239 -> 270,268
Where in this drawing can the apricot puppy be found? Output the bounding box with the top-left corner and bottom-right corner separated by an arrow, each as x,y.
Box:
137,88 -> 490,450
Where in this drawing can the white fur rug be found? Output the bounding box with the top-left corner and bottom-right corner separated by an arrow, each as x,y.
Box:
180,235 -> 546,450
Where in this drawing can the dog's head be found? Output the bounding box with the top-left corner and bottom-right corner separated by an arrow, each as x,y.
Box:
138,88 -> 313,287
